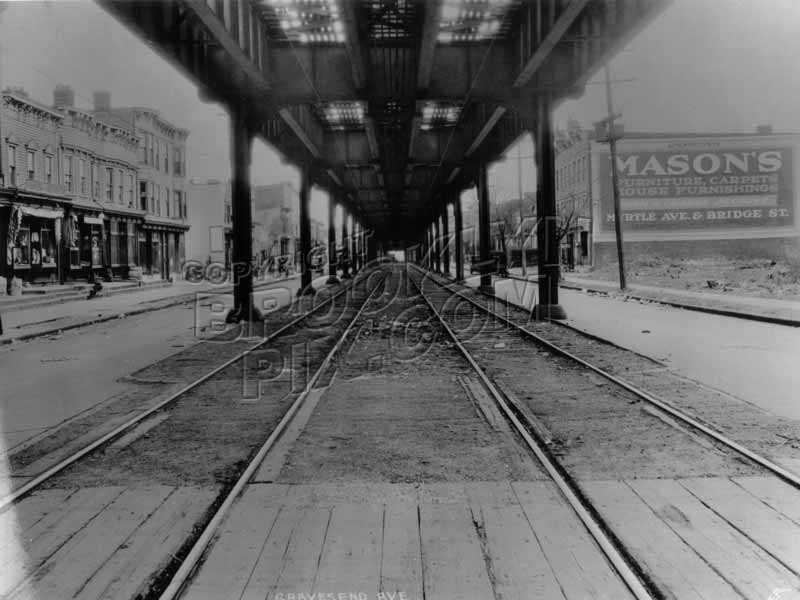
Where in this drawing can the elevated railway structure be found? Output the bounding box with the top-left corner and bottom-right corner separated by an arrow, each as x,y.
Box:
98,0 -> 667,319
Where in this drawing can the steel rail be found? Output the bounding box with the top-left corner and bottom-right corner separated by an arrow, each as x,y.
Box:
0,274 -> 366,512
409,273 -> 655,600
415,264 -> 800,490
160,272 -> 387,600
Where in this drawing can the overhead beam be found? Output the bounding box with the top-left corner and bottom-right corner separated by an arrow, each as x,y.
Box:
278,108 -> 322,159
183,0 -> 270,93
513,0 -> 590,87
464,107 -> 506,157
340,0 -> 367,89
416,0 -> 443,89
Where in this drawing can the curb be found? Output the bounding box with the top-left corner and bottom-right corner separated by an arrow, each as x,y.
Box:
0,276 -> 304,346
558,281 -> 800,327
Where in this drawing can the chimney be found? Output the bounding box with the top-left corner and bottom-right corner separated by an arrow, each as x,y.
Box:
93,90 -> 111,112
53,84 -> 74,107
756,124 -> 772,135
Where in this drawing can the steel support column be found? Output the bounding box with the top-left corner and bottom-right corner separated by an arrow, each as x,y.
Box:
434,216 -> 441,273
226,109 -> 262,323
326,196 -> 339,285
533,95 -> 566,319
453,194 -> 464,282
341,210 -> 350,279
298,165 -> 313,295
477,161 -> 494,294
442,205 -> 450,276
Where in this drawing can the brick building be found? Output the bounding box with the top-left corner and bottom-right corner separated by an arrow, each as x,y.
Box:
93,96 -> 190,281
555,119 -> 593,268
57,88 -> 141,281
1,85 -> 192,289
0,88 -> 66,285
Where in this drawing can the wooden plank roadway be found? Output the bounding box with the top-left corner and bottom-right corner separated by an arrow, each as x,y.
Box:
583,476 -> 800,600
0,485 -> 216,600
3,476 -> 799,598
183,481 -> 633,600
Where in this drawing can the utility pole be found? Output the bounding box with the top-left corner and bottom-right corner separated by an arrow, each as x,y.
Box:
516,143 -> 527,276
596,63 -> 627,290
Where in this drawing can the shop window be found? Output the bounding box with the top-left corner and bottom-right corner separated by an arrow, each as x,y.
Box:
110,221 -> 120,265
12,227 -> 30,266
580,231 -> 589,258
64,156 -> 73,192
138,231 -> 148,271
105,167 -> 114,201
27,150 -> 36,180
36,228 -> 57,267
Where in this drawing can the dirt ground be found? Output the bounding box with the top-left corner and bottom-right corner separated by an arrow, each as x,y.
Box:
580,253 -> 800,300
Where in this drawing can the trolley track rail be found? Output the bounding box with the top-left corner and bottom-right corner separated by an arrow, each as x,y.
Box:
408,271 -> 657,600
158,271 -> 387,600
415,265 -> 800,490
0,274 -> 368,511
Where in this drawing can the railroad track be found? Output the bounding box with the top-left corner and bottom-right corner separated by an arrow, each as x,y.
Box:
0,269 -> 385,599
416,265 -> 800,489
409,266 -> 800,599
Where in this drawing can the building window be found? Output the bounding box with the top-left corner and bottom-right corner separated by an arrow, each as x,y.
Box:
148,181 -> 154,213
7,146 -> 16,186
79,158 -> 86,193
139,135 -> 146,163
148,133 -> 154,165
27,150 -> 36,180
128,174 -> 134,207
165,188 -> 170,217
64,155 -> 73,192
173,148 -> 182,176
105,167 -> 114,201
155,184 -> 161,216
164,143 -> 170,173
140,181 -> 147,211
45,155 -> 52,183
117,169 -> 124,203
155,139 -> 160,171
173,190 -> 182,219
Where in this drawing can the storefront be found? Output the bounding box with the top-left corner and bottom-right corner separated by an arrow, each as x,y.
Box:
6,204 -> 64,284
140,220 -> 188,281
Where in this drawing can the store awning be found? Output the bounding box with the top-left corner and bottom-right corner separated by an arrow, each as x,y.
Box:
19,206 -> 64,219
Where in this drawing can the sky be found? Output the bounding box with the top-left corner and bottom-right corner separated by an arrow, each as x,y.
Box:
2,0 -> 800,224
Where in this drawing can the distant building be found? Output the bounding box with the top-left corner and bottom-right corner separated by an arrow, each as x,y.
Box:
554,122 -> 800,267
252,182 -> 298,266
94,94 -> 190,280
186,179 -> 231,267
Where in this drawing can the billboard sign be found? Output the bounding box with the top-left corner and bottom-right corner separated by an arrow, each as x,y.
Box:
598,146 -> 794,232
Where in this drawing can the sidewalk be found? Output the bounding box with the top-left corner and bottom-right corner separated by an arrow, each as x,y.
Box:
479,266 -> 800,325
0,275 -> 302,345
560,273 -> 800,325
